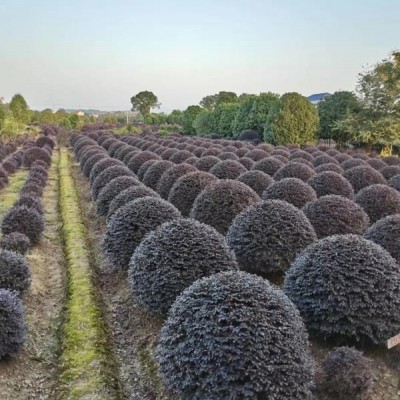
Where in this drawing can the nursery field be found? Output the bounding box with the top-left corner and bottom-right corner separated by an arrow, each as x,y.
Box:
0,128 -> 399,399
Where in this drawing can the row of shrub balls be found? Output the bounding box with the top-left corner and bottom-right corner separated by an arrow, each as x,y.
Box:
71,130 -> 399,400
0,135 -> 55,360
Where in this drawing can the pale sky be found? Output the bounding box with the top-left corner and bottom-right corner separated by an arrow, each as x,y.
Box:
0,0 -> 399,112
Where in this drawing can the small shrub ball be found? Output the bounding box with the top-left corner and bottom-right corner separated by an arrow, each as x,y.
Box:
142,160 -> 175,190
383,156 -> 400,166
128,219 -> 238,315
344,165 -> 386,193
193,155 -> 220,172
169,150 -> 193,164
303,195 -> 369,238
364,214 -> 400,263
15,194 -> 43,215
127,151 -> 161,174
341,158 -> 366,170
209,160 -> 247,179
308,171 -> 354,198
367,158 -> 387,170
0,289 -> 26,358
0,233 -> 31,255
89,158 -> 124,185
389,174 -> 400,191
252,157 -> 284,176
22,147 -> 52,167
2,205 -> 44,245
380,165 -> 400,180
227,200 -> 316,275
20,182 -> 43,198
157,271 -> 315,400
96,175 -> 140,216
0,249 -> 31,295
168,171 -> 218,217
191,180 -> 261,235
314,162 -> 344,174
320,347 -> 374,400
274,161 -> 315,182
82,153 -> 107,177
355,184 -> 400,223
312,154 -> 339,167
137,159 -> 159,181
102,197 -> 181,269
236,170 -> 274,196
283,234 -> 400,344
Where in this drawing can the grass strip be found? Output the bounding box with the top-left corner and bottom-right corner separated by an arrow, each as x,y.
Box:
58,148 -> 118,399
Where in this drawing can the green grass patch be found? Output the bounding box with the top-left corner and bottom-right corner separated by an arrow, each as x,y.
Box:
58,148 -> 118,399
0,170 -> 28,222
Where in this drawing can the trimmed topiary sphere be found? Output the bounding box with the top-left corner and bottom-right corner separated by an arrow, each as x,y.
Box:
169,150 -> 193,164
341,158 -> 366,170
193,155 -> 220,172
22,147 -> 52,167
237,157 -> 255,170
320,347 -> 374,400
388,174 -> 400,191
383,156 -> 400,166
0,249 -> 31,294
102,197 -> 181,269
366,158 -> 387,171
127,151 -> 161,174
262,178 -> 317,208
128,219 -> 238,315
191,180 -> 261,234
252,157 -> 285,176
312,154 -> 339,167
380,165 -> 400,180
283,234 -> 400,344
303,195 -> 369,238
364,214 -> 400,263
355,184 -> 400,223
107,185 -> 159,220
168,171 -> 218,217
236,170 -> 274,196
314,162 -> 344,174
157,271 -> 315,400
344,165 -> 386,193
0,289 -> 26,358
89,158 -> 124,185
308,171 -> 354,198
274,162 -> 315,182
20,182 -> 44,198
15,194 -> 43,215
227,200 -> 316,276
82,153 -> 107,177
137,159 -> 159,181
2,205 -> 44,245
209,160 -> 247,179
142,160 -> 175,190
95,175 -> 140,216
218,152 -> 239,161
0,233 -> 31,255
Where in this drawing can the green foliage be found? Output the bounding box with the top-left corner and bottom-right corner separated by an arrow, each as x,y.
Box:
69,114 -> 82,129
246,92 -> 280,134
0,106 -> 5,130
103,114 -> 118,124
166,109 -> 183,125
182,105 -> 203,135
130,91 -> 160,119
193,110 -> 213,134
200,91 -> 238,110
9,93 -> 29,124
231,95 -> 257,134
213,103 -> 239,137
264,92 -> 319,145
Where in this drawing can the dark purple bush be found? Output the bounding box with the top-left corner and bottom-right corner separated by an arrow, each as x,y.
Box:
380,165 -> 400,180
127,151 -> 161,174
252,157 -> 285,176
236,170 -> 274,196
0,233 -> 31,255
389,174 -> 400,191
15,194 -> 43,215
314,163 -> 344,174
341,158 -> 366,170
22,147 -> 51,168
308,171 -> 354,198
142,160 -> 175,190
89,158 -> 124,185
344,165 -> 386,193
209,160 -> 247,179
0,249 -> 31,295
274,162 -> 315,182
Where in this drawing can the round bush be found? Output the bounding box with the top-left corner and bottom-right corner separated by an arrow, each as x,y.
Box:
341,158 -> 366,170
102,197 -> 181,269
122,150 -> 139,166
20,182 -> 44,198
82,153 -> 107,177
364,214 -> 400,263
238,129 -> 262,143
237,157 -> 255,170
22,147 -> 51,167
366,158 -> 386,170
218,152 -> 239,161
0,233 -> 31,255
0,167 -> 9,184
15,194 -> 43,215
137,159 -> 159,181
314,162 -> 344,174
262,178 -> 317,208
320,347 -> 374,400
380,165 -> 400,180
156,163 -> 197,199
252,157 -> 284,176
0,289 -> 26,358
128,219 -> 238,315
168,171 -> 218,217
290,150 -> 314,162
283,234 -> 400,344
389,174 -> 400,191
193,155 -> 220,172
312,154 -> 338,167
160,148 -> 178,160
142,160 -> 175,190
2,159 -> 17,174
355,184 -> 400,223
169,150 -> 193,164
236,170 -> 274,196
107,186 -> 159,220
245,149 -> 268,161
79,147 -> 105,168
190,180 -> 261,234
96,176 -> 140,216
308,171 -> 354,198
89,158 -> 124,184
227,200 -> 316,275
0,249 -> 31,294
344,165 -> 386,193
335,153 -> 351,163
383,156 -> 400,166
274,162 -> 315,182
271,148 -> 290,159
157,271 -> 314,400
209,160 -> 247,179
1,205 -> 44,245
303,195 -> 369,238
127,151 -> 161,174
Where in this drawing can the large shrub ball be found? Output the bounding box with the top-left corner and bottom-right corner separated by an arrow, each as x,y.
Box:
0,233 -> 31,255
91,165 -> 134,200
22,147 -> 52,167
157,271 -> 315,400
156,163 -> 197,199
355,184 -> 400,223
283,234 -> 400,344
0,249 -> 31,294
137,159 -> 159,181
344,165 -> 386,193
79,147 -> 105,169
252,157 -> 284,176
2,205 -> 44,245
383,156 -> 400,166
127,151 -> 161,174
314,162 -> 344,175
142,160 -> 175,190
303,195 -> 369,238
2,159 -> 17,174
367,158 -> 387,171
20,182 -> 44,198
245,148 -> 268,161
290,150 -> 314,162
236,170 -> 274,196
102,197 -> 181,269
193,155 -> 220,172
261,178 -> 317,208
274,162 -> 315,182
0,289 -> 26,358
128,219 -> 238,315
341,158 -> 366,170
89,158 -> 124,185
168,171 -> 218,217
227,200 -> 316,276
122,150 -> 139,166
308,171 -> 354,198
191,180 -> 261,235
380,165 -> 400,180
320,347 -> 374,400
209,160 -> 247,180
15,194 -> 43,215
169,150 -> 193,164
364,214 -> 400,263
95,176 -> 140,216
389,174 -> 400,191
312,154 -> 338,167
82,153 -> 107,177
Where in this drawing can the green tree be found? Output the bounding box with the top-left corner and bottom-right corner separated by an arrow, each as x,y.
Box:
69,114 -> 82,129
212,103 -> 239,137
9,93 -> 29,123
246,92 -> 280,134
200,91 -> 238,110
167,109 -> 183,125
39,108 -> 56,124
0,106 -> 5,130
231,95 -> 257,134
130,91 -> 160,118
193,110 -> 213,134
264,92 -> 319,145
182,105 -> 203,135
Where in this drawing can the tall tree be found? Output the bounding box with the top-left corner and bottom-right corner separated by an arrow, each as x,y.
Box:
231,95 -> 257,134
130,91 -> 160,118
246,92 -> 280,134
9,93 -> 29,123
200,91 -> 238,110
212,103 -> 239,137
182,105 -> 203,135
193,110 -> 213,134
0,106 -> 5,130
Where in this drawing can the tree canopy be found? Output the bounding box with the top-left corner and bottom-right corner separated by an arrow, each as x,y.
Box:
9,94 -> 29,123
130,91 -> 160,118
182,105 -> 203,135
200,91 -> 238,110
